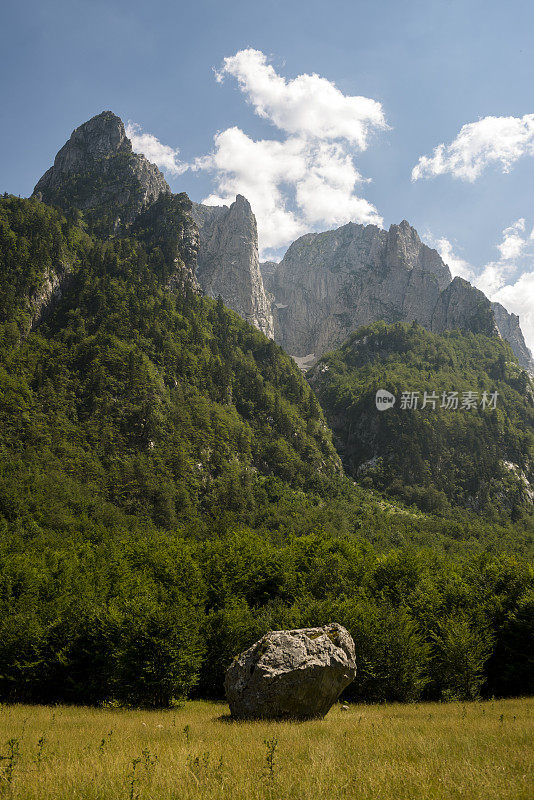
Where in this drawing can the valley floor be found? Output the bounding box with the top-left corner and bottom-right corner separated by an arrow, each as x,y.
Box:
0,698 -> 532,799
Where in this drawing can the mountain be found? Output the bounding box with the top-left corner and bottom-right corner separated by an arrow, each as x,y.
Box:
431,276 -> 497,336
259,260 -> 279,284
33,111 -> 171,236
491,301 -> 534,372
38,112 -> 532,376
309,321 -> 534,516
18,110 -> 534,524
267,220 -> 534,373
32,111 -> 274,339
191,196 -> 274,337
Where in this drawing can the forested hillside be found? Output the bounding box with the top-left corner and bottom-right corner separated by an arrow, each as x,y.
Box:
0,195 -> 341,529
310,322 -> 534,518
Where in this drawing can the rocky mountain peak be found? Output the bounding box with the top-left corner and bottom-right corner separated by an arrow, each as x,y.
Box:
47,111 -> 131,176
431,276 -> 498,337
492,301 -> 534,372
33,111 -> 170,235
31,112 -> 201,296
386,220 -> 451,289
269,219 -> 452,358
31,112 -> 276,338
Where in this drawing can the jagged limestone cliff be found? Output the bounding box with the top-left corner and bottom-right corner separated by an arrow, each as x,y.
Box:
191,197 -> 274,338
431,277 -> 498,337
31,112 -> 533,368
32,112 -> 274,338
31,112 -> 199,313
268,220 -> 534,372
270,220 -> 451,358
491,302 -> 534,372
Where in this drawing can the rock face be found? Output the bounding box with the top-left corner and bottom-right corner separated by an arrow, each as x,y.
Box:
32,112 -> 276,337
270,221 -> 451,358
269,220 -> 534,372
431,277 -> 498,337
492,302 -> 534,372
27,261 -> 73,332
259,260 -> 279,289
225,623 -> 356,720
32,112 -> 200,293
33,111 -> 170,235
33,112 -> 533,367
191,197 -> 274,338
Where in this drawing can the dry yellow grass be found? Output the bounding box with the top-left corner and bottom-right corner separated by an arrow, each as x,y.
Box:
0,698 -> 532,800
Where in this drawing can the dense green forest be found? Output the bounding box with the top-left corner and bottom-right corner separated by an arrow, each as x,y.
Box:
0,195 -> 341,524
310,322 -> 534,518
2,524 -> 533,706
0,194 -> 533,707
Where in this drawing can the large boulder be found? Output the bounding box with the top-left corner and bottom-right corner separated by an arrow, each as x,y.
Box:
224,623 -> 356,720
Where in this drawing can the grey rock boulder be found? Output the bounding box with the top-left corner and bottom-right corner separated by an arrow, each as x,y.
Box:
225,623 -> 356,720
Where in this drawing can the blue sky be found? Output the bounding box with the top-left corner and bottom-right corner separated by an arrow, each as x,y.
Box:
2,0 -> 534,350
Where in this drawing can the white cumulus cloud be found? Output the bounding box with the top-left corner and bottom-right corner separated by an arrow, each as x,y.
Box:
294,142 -> 380,228
198,49 -> 387,256
497,218 -> 529,260
126,121 -> 187,176
124,52 -> 387,256
216,48 -> 387,147
195,127 -> 309,250
412,114 -> 534,182
477,219 -> 534,297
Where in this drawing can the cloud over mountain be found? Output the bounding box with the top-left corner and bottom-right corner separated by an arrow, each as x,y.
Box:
198,49 -> 387,256
216,49 -> 387,147
412,114 -> 534,182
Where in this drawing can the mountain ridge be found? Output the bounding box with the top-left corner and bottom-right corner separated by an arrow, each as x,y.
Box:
309,321 -> 534,515
31,112 -> 274,337
265,220 -> 534,373
191,196 -> 274,337
33,111 -> 171,235
30,111 -> 533,374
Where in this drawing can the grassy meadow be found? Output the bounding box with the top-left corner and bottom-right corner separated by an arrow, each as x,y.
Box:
0,698 -> 532,800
